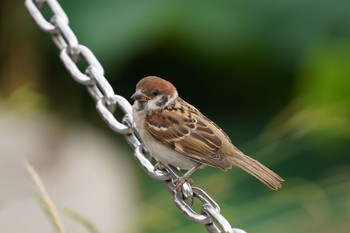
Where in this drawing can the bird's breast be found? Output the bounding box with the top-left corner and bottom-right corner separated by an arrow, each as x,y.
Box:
132,106 -> 197,170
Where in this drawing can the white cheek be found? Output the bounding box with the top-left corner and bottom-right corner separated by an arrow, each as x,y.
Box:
146,95 -> 167,110
146,92 -> 178,111
146,99 -> 159,110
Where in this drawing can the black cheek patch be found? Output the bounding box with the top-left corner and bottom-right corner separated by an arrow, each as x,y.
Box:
156,95 -> 169,107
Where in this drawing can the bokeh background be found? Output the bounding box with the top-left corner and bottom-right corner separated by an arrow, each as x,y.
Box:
1,0 -> 350,233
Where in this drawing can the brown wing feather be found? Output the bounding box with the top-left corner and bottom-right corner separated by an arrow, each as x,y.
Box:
145,99 -> 232,170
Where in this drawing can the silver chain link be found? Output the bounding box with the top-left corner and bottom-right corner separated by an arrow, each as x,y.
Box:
25,1 -> 247,232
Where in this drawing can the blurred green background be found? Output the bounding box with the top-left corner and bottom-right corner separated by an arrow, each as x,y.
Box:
1,0 -> 350,232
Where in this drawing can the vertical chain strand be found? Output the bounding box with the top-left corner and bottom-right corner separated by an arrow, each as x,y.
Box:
24,1 -> 247,232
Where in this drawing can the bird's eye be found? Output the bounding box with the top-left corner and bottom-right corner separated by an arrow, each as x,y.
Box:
151,90 -> 159,97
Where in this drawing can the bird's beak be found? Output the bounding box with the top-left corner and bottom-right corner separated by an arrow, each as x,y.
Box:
131,90 -> 149,102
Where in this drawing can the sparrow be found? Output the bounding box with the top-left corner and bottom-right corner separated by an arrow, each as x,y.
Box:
131,76 -> 284,190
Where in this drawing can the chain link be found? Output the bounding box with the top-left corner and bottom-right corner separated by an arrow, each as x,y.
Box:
24,1 -> 247,232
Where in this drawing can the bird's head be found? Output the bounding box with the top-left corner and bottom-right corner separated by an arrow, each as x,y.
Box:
131,76 -> 178,111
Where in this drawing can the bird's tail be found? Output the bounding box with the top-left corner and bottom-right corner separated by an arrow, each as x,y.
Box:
229,154 -> 284,190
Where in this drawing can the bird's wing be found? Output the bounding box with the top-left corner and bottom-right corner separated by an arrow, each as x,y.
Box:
145,100 -> 231,170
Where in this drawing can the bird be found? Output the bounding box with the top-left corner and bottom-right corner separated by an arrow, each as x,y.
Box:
131,76 -> 284,191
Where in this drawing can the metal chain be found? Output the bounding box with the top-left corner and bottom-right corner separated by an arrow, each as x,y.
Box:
25,1 -> 247,232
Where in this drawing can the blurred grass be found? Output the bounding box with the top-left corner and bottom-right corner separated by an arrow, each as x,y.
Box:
25,161 -> 67,233
1,0 -> 350,233
63,207 -> 99,233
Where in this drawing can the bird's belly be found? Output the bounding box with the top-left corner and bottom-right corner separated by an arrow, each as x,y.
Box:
145,138 -> 197,170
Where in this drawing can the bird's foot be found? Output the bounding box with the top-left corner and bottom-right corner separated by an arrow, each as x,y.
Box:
174,176 -> 193,191
154,161 -> 166,171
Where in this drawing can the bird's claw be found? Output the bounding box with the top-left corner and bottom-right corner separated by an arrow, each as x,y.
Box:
154,161 -> 166,171
174,176 -> 193,191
